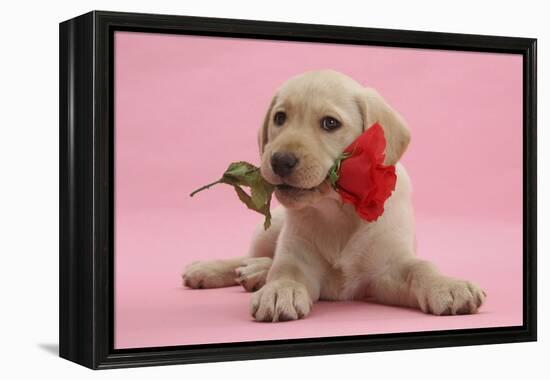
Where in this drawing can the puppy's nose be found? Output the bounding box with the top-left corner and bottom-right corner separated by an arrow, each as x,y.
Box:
271,152 -> 298,178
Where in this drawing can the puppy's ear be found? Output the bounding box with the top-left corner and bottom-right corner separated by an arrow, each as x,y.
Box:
258,96 -> 277,155
357,88 -> 410,165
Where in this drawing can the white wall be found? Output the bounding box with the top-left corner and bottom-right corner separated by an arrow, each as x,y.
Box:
0,0 -> 547,377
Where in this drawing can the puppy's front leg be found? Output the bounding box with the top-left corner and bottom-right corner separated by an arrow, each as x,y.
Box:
370,258 -> 486,315
250,240 -> 323,322
406,260 -> 486,315
182,209 -> 283,290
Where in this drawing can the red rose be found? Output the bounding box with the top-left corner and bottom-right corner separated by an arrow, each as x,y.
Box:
336,123 -> 397,222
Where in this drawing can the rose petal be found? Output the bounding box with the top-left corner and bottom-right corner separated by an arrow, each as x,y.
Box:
336,122 -> 397,222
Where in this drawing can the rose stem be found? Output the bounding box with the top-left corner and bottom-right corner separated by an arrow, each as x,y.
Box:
189,179 -> 223,197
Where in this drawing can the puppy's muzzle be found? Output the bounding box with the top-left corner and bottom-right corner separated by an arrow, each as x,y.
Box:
271,152 -> 299,178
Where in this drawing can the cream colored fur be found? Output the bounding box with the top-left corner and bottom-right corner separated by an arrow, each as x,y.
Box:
182,70 -> 486,322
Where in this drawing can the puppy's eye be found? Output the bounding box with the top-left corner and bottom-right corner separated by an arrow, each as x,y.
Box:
321,116 -> 341,131
273,111 -> 286,126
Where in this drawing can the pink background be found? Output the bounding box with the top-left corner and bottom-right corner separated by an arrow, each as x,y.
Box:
114,31 -> 523,349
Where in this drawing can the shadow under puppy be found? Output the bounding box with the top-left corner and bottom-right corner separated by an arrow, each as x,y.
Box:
183,70 -> 486,322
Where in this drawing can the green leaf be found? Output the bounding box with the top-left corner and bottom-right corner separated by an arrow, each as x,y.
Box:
250,177 -> 274,209
263,196 -> 272,230
233,185 -> 257,210
233,185 -> 272,229
222,162 -> 259,187
190,161 -> 274,230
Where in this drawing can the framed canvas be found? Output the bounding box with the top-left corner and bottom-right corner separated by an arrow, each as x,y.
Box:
59,10 -> 537,369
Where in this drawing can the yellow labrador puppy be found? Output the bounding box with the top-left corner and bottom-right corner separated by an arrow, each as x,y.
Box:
183,70 -> 486,322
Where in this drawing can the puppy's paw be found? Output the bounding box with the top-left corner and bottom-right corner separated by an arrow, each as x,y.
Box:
235,257 -> 272,292
250,279 -> 312,322
182,260 -> 237,289
417,277 -> 486,316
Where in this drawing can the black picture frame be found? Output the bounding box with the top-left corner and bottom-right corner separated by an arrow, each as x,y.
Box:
59,10 -> 537,369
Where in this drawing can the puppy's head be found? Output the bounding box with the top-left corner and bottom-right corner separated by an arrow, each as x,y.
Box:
259,70 -> 410,209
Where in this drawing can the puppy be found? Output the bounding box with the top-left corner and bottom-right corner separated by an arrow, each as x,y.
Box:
183,70 -> 486,322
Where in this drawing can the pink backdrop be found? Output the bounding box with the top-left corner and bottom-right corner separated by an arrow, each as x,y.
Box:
114,31 -> 523,349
